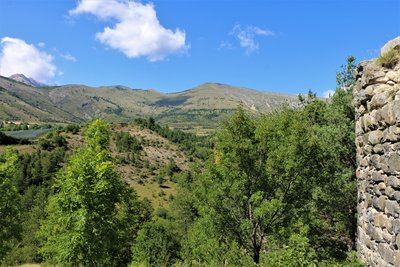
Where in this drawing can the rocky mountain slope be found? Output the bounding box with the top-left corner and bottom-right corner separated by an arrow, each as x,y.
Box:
0,75 -> 299,132
9,74 -> 47,87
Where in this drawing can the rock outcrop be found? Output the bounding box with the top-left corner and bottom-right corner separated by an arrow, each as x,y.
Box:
9,73 -> 47,87
355,37 -> 400,266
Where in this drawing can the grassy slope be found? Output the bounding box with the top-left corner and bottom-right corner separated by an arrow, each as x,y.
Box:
1,123 -> 189,210
0,77 -> 80,123
62,124 -> 190,209
0,76 -> 299,132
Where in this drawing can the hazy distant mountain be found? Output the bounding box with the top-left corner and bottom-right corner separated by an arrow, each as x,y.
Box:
0,76 -> 299,133
9,74 -> 48,87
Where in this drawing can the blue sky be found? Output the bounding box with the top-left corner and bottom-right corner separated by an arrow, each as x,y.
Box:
0,0 -> 399,96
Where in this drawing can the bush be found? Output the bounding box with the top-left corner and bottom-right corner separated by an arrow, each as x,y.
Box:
377,48 -> 399,68
64,124 -> 80,134
38,133 -> 67,151
156,175 -> 165,185
115,131 -> 142,153
155,207 -> 168,219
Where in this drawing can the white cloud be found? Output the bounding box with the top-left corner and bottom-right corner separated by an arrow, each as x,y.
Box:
0,37 -> 56,82
69,0 -> 187,62
323,89 -> 335,98
37,42 -> 45,48
60,53 -> 77,62
231,24 -> 274,54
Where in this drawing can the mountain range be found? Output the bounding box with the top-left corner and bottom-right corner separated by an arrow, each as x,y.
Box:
0,74 -> 300,133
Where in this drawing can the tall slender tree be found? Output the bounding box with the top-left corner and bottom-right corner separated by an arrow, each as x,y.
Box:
40,119 -> 144,266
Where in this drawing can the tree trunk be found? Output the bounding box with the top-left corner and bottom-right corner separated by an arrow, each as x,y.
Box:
253,247 -> 260,264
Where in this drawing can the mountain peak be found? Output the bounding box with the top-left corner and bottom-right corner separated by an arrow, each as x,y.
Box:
9,74 -> 47,87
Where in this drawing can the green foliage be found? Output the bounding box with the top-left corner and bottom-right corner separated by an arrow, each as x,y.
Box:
171,57 -> 358,265
2,187 -> 48,265
377,48 -> 400,68
134,118 -> 212,160
0,150 -> 21,262
131,220 -> 180,267
38,131 -> 67,151
63,123 -> 81,134
183,216 -> 255,266
261,225 -> 317,267
180,107 -> 322,263
336,55 -> 357,91
84,118 -> 111,149
0,53 -> 359,267
40,119 -> 148,266
115,131 -> 142,153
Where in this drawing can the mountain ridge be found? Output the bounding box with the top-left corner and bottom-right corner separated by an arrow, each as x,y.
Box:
1,75 -> 300,133
9,74 -> 48,87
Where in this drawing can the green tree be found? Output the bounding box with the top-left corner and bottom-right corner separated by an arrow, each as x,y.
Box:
40,119 -> 145,266
305,56 -> 358,258
0,150 -> 21,262
131,220 -> 180,267
183,108 -> 321,264
336,56 -> 356,92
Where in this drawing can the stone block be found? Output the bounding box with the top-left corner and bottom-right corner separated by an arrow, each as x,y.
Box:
373,195 -> 387,211
369,92 -> 389,110
383,229 -> 392,242
394,100 -> 400,122
371,154 -> 384,170
377,243 -> 395,264
372,170 -> 385,182
394,252 -> 400,267
393,219 -> 400,234
387,153 -> 400,172
373,144 -> 385,154
386,199 -> 400,217
393,191 -> 400,202
388,176 -> 400,189
364,144 -> 373,154
374,213 -> 393,231
386,70 -> 400,83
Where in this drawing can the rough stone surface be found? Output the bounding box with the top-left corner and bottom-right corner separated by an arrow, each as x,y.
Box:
355,37 -> 400,266
381,36 -> 400,55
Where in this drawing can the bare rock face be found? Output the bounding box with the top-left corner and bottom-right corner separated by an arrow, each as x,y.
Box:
9,73 -> 47,87
355,37 -> 400,266
381,36 -> 400,55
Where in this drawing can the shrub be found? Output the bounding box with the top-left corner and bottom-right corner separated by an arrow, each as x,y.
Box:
155,207 -> 168,219
377,48 -> 399,68
156,175 -> 165,185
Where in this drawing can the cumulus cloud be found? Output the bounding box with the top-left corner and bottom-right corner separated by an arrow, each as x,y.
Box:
231,24 -> 274,54
69,0 -> 187,62
0,37 -> 56,82
323,89 -> 335,98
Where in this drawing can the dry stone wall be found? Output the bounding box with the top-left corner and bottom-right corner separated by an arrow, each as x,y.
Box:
354,40 -> 400,266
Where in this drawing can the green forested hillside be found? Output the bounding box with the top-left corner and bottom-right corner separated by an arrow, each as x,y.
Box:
0,57 -> 363,266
